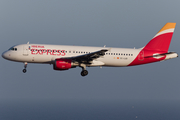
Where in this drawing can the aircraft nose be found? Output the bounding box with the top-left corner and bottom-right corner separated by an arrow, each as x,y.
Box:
2,51 -> 8,59
2,52 -> 5,58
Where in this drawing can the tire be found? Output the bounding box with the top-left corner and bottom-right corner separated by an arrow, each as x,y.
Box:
81,70 -> 88,76
23,69 -> 27,73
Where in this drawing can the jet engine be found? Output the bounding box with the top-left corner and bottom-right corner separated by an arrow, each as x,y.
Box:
53,58 -> 75,70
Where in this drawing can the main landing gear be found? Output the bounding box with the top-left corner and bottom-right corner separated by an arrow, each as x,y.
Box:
23,62 -> 27,73
80,64 -> 88,77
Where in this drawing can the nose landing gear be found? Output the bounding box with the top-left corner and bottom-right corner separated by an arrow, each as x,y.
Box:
23,69 -> 27,73
23,62 -> 27,73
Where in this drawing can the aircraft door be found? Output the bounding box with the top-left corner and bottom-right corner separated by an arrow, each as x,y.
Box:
23,45 -> 29,56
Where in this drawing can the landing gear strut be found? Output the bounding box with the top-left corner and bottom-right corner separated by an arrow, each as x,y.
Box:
80,64 -> 88,76
23,62 -> 27,73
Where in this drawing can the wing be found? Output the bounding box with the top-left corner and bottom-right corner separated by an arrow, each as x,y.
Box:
65,49 -> 108,64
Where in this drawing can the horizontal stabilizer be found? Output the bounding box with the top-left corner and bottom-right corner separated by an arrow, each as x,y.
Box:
144,52 -> 178,60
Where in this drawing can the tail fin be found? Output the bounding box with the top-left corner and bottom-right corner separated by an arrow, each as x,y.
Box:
144,23 -> 176,52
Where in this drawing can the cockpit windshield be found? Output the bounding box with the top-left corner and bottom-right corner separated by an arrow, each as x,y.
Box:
8,47 -> 17,51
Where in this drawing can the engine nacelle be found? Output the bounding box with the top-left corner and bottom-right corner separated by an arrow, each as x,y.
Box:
53,58 -> 73,70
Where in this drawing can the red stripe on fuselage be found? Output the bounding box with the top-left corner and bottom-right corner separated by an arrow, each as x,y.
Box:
128,50 -> 166,66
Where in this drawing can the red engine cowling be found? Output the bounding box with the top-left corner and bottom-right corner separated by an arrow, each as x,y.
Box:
53,58 -> 72,70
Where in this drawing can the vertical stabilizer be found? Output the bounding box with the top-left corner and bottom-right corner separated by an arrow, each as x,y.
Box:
144,23 -> 176,52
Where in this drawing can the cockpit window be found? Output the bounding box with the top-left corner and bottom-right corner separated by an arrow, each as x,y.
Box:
9,47 -> 17,51
9,47 -> 14,50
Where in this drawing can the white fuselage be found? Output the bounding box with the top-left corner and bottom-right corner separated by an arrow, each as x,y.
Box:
2,44 -> 141,67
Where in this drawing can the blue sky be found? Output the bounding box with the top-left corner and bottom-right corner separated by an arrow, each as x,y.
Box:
0,0 -> 180,102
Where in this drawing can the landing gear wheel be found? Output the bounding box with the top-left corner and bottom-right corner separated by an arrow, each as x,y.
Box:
23,69 -> 27,73
81,70 -> 88,76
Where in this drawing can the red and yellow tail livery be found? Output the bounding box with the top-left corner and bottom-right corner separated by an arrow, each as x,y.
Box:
129,23 -> 177,66
144,23 -> 176,52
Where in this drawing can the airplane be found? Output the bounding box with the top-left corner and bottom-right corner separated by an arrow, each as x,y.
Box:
2,23 -> 178,76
